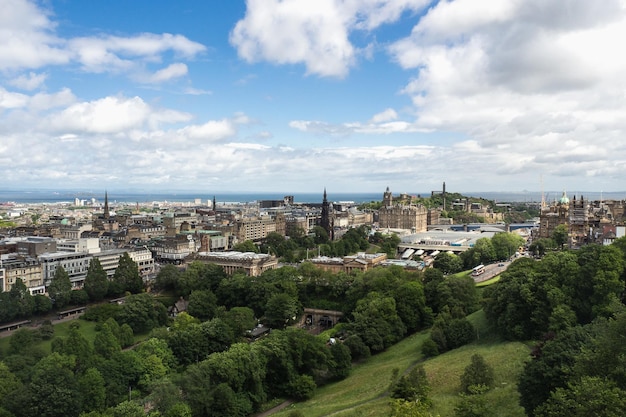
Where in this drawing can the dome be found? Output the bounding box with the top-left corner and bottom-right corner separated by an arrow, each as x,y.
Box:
559,191 -> 570,205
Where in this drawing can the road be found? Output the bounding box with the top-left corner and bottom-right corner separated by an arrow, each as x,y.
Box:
472,261 -> 510,283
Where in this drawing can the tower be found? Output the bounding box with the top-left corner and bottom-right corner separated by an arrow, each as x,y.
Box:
213,195 -> 217,212
442,181 -> 446,211
383,186 -> 393,207
320,188 -> 333,239
104,190 -> 110,220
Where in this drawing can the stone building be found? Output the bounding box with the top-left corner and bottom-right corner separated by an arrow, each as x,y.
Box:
307,252 -> 387,274
378,187 -> 428,232
539,191 -> 591,248
192,251 -> 278,276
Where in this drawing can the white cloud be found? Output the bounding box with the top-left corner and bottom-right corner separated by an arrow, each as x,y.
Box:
9,72 -> 48,90
45,96 -> 191,134
178,119 -> 237,142
370,108 -> 398,123
0,0 -> 205,83
146,63 -> 189,83
231,0 -> 429,77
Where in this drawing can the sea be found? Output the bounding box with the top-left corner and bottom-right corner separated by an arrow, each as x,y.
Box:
1,189 -> 625,205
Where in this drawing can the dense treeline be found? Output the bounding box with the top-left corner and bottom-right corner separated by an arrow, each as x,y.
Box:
0,229 -> 484,416
482,236 -> 626,415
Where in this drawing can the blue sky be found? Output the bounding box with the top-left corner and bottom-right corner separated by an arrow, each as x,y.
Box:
2,0 -> 626,195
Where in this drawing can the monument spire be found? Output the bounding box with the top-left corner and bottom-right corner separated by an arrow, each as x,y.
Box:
104,190 -> 110,219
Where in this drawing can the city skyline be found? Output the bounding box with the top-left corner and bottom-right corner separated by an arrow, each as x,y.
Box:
2,1 -> 626,193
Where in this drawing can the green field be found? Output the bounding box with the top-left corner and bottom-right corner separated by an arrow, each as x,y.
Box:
0,319 -> 100,356
272,311 -> 530,417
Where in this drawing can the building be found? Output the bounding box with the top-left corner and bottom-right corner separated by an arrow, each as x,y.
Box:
56,237 -> 101,254
378,187 -> 428,232
539,191 -> 587,248
153,235 -> 195,263
17,236 -> 57,257
128,248 -> 156,279
307,252 -> 388,274
235,214 -> 286,242
38,251 -> 92,289
0,256 -> 44,294
192,251 -> 278,276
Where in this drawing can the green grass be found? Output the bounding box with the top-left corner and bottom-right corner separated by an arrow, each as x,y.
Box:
476,276 -> 501,287
273,310 -> 530,417
0,317 -> 155,357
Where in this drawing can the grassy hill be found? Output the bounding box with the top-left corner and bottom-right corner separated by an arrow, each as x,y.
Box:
272,311 -> 530,417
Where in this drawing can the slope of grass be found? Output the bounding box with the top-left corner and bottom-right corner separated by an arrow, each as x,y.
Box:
273,310 -> 530,417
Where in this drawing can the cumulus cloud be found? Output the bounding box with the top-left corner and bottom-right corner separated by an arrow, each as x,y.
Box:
45,96 -> 191,134
9,72 -> 48,90
0,0 -> 205,82
230,0 -> 429,77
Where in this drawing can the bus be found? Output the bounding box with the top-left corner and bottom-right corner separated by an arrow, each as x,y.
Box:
471,264 -> 485,277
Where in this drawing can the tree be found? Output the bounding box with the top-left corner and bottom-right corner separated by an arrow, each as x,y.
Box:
115,293 -> 167,333
94,322 -> 121,359
154,264 -> 181,292
48,265 -> 72,308
455,385 -> 492,417
27,353 -> 81,417
391,365 -> 431,405
518,326 -> 591,416
460,354 -> 495,394
394,281 -> 431,333
0,362 -> 20,405
288,374 -> 316,400
433,252 -> 463,274
535,376 -> 626,417
491,232 -> 524,261
328,342 -> 352,380
187,290 -> 218,321
84,258 -> 109,301
111,252 -> 143,295
182,343 -> 266,416
78,368 -> 107,413
349,292 -> 406,353
263,293 -> 301,329
232,240 -> 259,253
221,307 -> 257,339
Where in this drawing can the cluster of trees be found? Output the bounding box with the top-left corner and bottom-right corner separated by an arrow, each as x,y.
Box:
0,253 -> 144,325
234,225 -> 399,263
0,224 -> 505,417
518,310 -> 626,416
481,236 -> 626,415
483,243 -> 625,340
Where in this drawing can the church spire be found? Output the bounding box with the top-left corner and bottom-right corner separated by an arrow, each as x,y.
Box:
104,190 -> 110,219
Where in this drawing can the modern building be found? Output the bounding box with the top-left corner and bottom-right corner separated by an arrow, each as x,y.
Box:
56,237 -> 101,254
38,251 -> 92,288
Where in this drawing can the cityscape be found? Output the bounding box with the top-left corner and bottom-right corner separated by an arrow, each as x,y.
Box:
1,183 -> 623,296
3,0 -> 626,416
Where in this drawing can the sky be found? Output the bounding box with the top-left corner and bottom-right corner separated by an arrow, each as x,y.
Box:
1,0 -> 626,195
